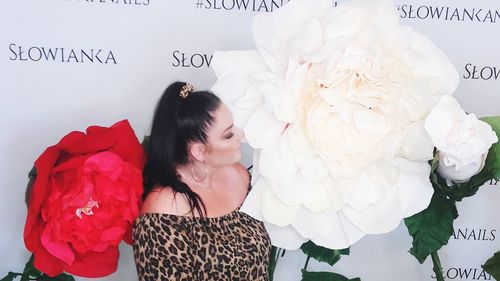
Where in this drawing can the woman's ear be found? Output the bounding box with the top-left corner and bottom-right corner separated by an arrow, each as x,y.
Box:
189,143 -> 206,162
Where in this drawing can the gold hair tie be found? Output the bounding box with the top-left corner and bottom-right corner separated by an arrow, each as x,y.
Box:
179,83 -> 194,98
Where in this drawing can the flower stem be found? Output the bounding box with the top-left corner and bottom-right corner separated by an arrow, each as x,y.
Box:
0,272 -> 22,280
20,255 -> 34,281
268,247 -> 281,281
303,255 -> 311,271
431,251 -> 445,281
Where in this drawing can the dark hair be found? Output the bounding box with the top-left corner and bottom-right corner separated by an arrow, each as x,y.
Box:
143,81 -> 221,217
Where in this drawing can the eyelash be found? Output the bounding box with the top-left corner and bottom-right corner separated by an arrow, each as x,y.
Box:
225,133 -> 234,139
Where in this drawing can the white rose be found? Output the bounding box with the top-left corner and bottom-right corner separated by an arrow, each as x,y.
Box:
211,0 -> 459,249
425,95 -> 498,184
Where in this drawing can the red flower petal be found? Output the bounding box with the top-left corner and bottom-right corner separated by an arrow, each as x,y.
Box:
100,226 -> 126,242
24,120 -> 144,278
40,224 -> 75,265
108,120 -> 145,169
65,247 -> 119,278
84,152 -> 123,181
25,147 -> 60,240
33,243 -> 66,277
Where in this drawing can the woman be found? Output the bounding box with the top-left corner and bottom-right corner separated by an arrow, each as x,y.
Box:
133,82 -> 272,281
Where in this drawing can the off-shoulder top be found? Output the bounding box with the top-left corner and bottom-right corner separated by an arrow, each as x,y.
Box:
133,195 -> 271,280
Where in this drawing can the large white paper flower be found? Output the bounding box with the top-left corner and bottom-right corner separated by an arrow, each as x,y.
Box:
425,95 -> 498,184
211,0 -> 459,249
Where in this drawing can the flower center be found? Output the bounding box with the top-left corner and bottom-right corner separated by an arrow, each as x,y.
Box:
76,198 -> 99,219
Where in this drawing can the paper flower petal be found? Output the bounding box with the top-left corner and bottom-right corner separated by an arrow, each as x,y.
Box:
211,0 -> 459,249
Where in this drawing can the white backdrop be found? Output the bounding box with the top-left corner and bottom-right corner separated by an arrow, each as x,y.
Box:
1,0 -> 499,280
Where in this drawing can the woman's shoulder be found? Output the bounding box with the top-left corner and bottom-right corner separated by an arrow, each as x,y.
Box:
139,164 -> 249,217
232,163 -> 250,186
218,163 -> 250,193
140,186 -> 191,216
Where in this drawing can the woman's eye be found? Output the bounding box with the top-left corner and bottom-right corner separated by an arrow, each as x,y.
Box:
225,133 -> 234,139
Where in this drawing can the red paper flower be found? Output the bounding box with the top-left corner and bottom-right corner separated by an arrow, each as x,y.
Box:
23,120 -> 145,277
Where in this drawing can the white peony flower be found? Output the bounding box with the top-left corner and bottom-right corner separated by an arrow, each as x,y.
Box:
211,0 -> 459,249
425,95 -> 498,184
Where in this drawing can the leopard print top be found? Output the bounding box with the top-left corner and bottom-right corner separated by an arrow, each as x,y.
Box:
133,206 -> 272,280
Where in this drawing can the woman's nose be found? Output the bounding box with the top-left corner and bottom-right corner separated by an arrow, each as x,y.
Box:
235,127 -> 244,140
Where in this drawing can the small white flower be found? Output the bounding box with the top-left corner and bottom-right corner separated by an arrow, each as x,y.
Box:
212,0 -> 459,249
425,95 -> 498,184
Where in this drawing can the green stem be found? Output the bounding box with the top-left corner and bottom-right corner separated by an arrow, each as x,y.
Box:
20,256 -> 34,281
268,247 -> 280,281
303,255 -> 311,271
431,251 -> 445,281
0,272 -> 23,281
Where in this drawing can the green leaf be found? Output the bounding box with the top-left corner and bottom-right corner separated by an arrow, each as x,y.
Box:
0,272 -> 21,281
482,251 -> 500,280
430,157 -> 490,202
25,167 -> 37,205
430,152 -> 439,172
37,272 -> 75,281
431,169 -> 483,202
18,255 -> 43,281
301,270 -> 361,281
59,274 -> 76,281
481,116 -> 500,179
404,193 -> 458,263
269,246 -> 279,281
141,135 -> 150,152
300,241 -> 350,266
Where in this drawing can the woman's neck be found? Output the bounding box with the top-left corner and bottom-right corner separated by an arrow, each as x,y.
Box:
176,163 -> 216,189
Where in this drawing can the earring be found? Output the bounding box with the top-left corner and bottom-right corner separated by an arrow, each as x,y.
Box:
190,161 -> 207,182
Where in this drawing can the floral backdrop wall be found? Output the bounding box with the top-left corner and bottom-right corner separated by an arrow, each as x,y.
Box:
1,0 -> 499,280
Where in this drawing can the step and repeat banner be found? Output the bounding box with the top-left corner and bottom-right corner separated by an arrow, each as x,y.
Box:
1,0 -> 499,280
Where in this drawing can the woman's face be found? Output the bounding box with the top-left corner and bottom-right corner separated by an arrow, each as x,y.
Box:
203,104 -> 243,167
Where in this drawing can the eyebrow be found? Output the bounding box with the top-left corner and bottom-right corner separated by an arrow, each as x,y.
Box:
223,124 -> 233,133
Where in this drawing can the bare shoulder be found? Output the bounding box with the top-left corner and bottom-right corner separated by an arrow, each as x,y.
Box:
140,186 -> 191,216
230,163 -> 250,191
213,163 -> 249,194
